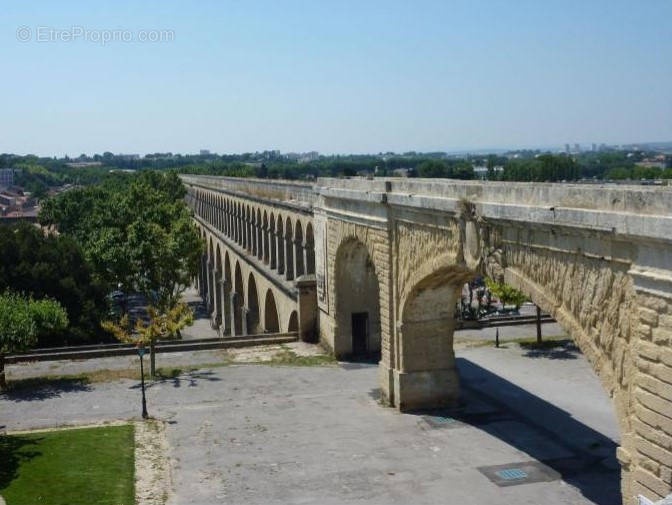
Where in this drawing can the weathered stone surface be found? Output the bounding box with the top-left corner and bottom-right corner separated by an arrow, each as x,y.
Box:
642,308 -> 661,327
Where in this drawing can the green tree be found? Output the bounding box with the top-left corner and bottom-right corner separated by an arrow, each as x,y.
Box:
0,293 -> 68,389
102,302 -> 193,378
484,278 -> 528,310
0,222 -> 107,345
417,160 -> 449,177
39,170 -> 203,314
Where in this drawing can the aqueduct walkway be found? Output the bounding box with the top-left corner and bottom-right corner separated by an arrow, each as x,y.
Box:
182,174 -> 672,504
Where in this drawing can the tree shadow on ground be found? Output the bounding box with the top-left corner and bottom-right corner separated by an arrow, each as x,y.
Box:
520,339 -> 581,360
0,377 -> 92,402
0,434 -> 42,491
407,358 -> 621,505
135,369 -> 222,390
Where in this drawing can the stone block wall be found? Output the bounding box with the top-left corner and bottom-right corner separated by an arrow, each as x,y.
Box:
631,291 -> 672,500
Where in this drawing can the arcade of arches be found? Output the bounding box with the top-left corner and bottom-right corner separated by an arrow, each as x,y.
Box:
182,175 -> 672,503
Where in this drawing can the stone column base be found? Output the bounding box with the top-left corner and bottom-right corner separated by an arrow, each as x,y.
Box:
390,367 -> 460,411
378,362 -> 395,407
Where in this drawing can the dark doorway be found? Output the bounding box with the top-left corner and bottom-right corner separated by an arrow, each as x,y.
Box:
352,312 -> 369,356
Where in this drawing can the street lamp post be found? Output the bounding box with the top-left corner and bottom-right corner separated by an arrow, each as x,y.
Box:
137,346 -> 149,419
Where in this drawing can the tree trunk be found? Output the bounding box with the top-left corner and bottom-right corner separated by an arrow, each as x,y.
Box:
150,340 -> 156,379
0,353 -> 6,391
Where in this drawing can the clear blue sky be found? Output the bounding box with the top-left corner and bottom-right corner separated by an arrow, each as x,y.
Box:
1,1 -> 671,156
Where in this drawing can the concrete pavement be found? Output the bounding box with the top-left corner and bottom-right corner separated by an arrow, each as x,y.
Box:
0,342 -> 620,505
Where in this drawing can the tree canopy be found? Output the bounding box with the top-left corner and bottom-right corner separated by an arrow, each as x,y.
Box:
39,171 -> 203,312
0,222 -> 107,345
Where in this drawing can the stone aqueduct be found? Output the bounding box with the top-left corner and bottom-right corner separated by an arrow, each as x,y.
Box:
182,174 -> 672,503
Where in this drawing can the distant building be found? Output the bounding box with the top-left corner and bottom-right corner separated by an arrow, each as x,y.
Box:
592,143 -> 597,152
565,144 -> 570,154
574,143 -> 581,153
117,154 -> 140,160
473,165 -> 504,179
200,149 -> 211,156
298,151 -> 320,163
636,160 -> 666,170
0,168 -> 14,187
286,151 -> 320,163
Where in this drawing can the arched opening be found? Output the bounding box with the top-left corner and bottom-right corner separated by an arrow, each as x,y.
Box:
223,200 -> 229,236
288,311 -> 299,332
397,265 -> 472,410
247,205 -> 254,252
199,229 -> 208,298
218,196 -> 223,231
285,218 -> 294,280
333,238 -> 381,359
214,245 -> 223,327
208,193 -> 213,223
234,262 -> 245,335
246,273 -> 261,334
264,289 -> 280,333
494,267 -> 633,503
269,213 -> 277,269
227,200 -> 233,237
262,211 -> 269,264
276,217 -> 285,275
256,209 -> 263,260
236,203 -> 241,244
243,206 -> 249,250
251,208 -> 258,256
305,223 -> 315,274
207,237 -> 215,313
294,221 -> 305,277
222,251 -> 232,336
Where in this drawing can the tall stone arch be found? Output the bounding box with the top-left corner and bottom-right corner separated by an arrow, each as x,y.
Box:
213,244 -> 223,328
288,310 -> 299,333
233,261 -> 245,335
269,213 -> 277,270
247,273 -> 261,334
285,217 -> 294,280
332,237 -> 382,358
481,219 -> 658,502
263,211 -> 269,264
295,220 -> 305,277
264,289 -> 280,333
276,216 -> 285,275
305,223 -> 315,274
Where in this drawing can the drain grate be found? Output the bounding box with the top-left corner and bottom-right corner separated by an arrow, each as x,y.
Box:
429,416 -> 457,424
422,415 -> 463,429
478,461 -> 560,487
495,468 -> 528,481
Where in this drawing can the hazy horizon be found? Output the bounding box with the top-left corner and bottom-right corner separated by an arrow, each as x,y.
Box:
5,138 -> 672,160
2,1 -> 671,157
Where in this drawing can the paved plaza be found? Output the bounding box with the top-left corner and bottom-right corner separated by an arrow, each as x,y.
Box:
1,339 -> 620,505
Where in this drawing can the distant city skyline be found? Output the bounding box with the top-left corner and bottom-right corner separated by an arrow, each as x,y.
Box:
16,139 -> 671,159
2,1 -> 671,156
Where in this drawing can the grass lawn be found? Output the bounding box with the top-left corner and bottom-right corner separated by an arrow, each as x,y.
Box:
0,424 -> 135,505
